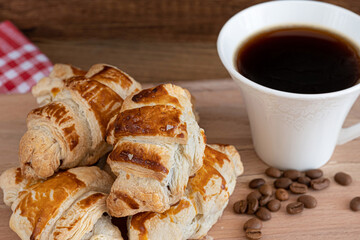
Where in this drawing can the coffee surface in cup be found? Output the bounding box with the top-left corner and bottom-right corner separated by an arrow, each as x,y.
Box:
236,27 -> 360,94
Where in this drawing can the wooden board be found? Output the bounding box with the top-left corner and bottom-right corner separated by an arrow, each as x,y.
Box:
34,39 -> 227,83
1,0 -> 360,42
0,79 -> 360,239
2,1 -> 360,84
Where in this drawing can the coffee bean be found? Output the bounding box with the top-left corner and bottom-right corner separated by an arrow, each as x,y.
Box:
247,191 -> 262,201
350,197 -> 360,211
247,198 -> 259,214
297,176 -> 311,186
259,184 -> 272,196
267,199 -> 281,212
275,188 -> 289,201
289,182 -> 308,194
283,170 -> 301,180
305,169 -> 323,179
249,178 -> 266,189
245,228 -> 262,240
259,195 -> 271,206
311,178 -> 330,190
286,202 -> 304,214
265,167 -> 282,178
234,200 -> 247,214
256,207 -> 272,221
243,217 -> 263,231
334,172 -> 352,186
297,195 -> 317,208
274,178 -> 292,189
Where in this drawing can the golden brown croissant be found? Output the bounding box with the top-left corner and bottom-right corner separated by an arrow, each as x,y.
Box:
32,64 -> 86,106
20,64 -> 141,179
128,144 -> 243,240
0,166 -> 123,240
106,84 -> 206,217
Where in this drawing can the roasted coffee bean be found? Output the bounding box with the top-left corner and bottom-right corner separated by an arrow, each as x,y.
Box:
267,199 -> 281,212
265,167 -> 282,178
350,197 -> 360,211
275,188 -> 289,201
243,217 -> 263,230
297,195 -> 317,208
259,195 -> 271,206
311,178 -> 330,190
247,198 -> 259,214
334,172 -> 352,186
234,200 -> 247,214
305,169 -> 323,179
274,177 -> 292,189
245,229 -> 262,240
283,170 -> 301,180
256,207 -> 272,221
247,191 -> 262,201
249,178 -> 266,189
289,182 -> 308,194
259,184 -> 272,196
297,176 -> 311,186
286,202 -> 304,214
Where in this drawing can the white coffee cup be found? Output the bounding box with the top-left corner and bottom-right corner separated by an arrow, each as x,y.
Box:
217,0 -> 360,170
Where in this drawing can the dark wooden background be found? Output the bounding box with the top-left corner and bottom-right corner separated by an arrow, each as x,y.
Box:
1,0 -> 360,83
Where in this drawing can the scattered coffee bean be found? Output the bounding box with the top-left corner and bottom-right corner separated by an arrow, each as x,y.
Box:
247,198 -> 259,214
274,177 -> 292,189
259,195 -> 271,206
256,207 -> 272,221
249,178 -> 266,189
275,188 -> 289,201
247,191 -> 262,201
243,217 -> 263,231
305,169 -> 323,179
350,197 -> 360,212
334,172 -> 352,186
286,202 -> 304,215
259,184 -> 272,196
245,228 -> 262,240
297,176 -> 311,186
289,182 -> 308,194
283,170 -> 301,180
297,195 -> 317,208
234,200 -> 248,214
267,199 -> 281,212
265,167 -> 282,178
311,178 -> 330,190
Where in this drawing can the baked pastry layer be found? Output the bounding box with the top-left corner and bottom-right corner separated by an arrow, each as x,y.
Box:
20,64 -> 141,179
106,84 -> 206,217
0,166 -> 123,240
128,144 -> 243,240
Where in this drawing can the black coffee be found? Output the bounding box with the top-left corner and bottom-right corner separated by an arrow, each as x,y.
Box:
236,27 -> 360,94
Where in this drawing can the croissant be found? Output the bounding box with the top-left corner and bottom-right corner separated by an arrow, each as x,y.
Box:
32,64 -> 86,106
106,84 -> 206,217
128,144 -> 243,240
0,166 -> 123,240
20,64 -> 141,179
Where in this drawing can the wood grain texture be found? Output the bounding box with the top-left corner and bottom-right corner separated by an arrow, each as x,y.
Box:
0,0 -> 359,41
2,0 -> 360,82
34,39 -> 227,83
0,79 -> 360,239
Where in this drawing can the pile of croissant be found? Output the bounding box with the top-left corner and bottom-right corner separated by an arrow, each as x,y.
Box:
0,63 -> 243,240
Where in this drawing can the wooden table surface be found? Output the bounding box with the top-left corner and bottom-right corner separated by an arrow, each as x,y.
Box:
0,80 -> 359,239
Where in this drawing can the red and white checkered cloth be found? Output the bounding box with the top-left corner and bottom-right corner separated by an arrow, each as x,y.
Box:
0,21 -> 53,94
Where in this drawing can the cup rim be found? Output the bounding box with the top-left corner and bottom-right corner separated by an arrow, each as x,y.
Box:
217,0 -> 360,100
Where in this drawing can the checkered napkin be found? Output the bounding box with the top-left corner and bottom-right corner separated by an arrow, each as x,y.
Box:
0,21 -> 53,94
